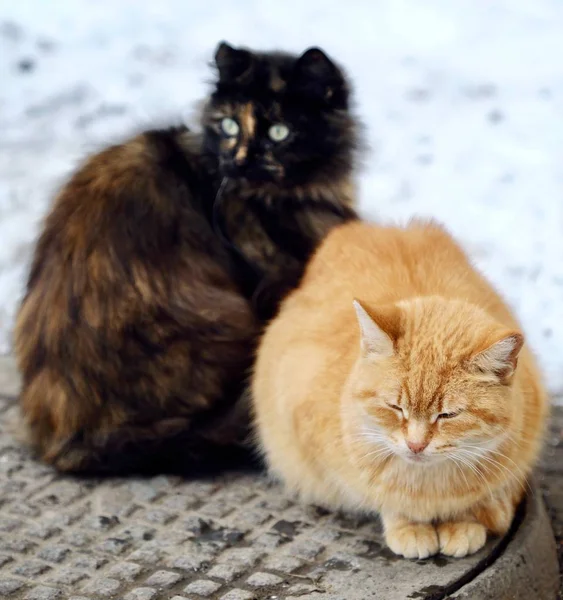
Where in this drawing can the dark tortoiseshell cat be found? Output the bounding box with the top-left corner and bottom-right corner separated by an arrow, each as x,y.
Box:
14,42 -> 360,474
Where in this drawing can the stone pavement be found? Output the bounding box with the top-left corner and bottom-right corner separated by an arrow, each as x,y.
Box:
0,356 -> 560,600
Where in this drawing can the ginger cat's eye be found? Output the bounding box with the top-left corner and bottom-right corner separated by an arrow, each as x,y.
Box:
221,117 -> 240,137
438,412 -> 459,419
268,123 -> 290,142
388,404 -> 403,415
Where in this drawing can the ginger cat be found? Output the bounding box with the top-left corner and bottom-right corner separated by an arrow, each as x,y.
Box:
252,220 -> 548,559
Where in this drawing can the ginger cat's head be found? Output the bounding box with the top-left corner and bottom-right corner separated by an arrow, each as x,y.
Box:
346,297 -> 523,468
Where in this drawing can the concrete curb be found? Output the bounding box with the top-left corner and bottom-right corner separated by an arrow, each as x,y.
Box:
447,489 -> 559,600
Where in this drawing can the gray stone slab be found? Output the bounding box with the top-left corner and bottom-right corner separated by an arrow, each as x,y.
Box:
0,361 -> 559,599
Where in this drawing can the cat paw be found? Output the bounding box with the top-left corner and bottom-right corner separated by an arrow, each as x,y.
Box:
437,521 -> 487,557
385,523 -> 439,559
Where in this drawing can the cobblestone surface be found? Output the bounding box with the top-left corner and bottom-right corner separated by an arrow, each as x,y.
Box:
0,363 -> 560,599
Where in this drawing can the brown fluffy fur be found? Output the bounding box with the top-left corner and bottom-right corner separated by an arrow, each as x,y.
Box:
14,43 -> 359,474
252,220 -> 548,559
14,130 -> 259,473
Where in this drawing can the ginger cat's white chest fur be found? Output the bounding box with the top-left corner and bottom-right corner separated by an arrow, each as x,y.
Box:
252,221 -> 548,559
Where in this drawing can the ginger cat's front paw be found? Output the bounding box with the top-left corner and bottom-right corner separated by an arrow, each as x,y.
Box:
385,523 -> 439,559
437,521 -> 487,557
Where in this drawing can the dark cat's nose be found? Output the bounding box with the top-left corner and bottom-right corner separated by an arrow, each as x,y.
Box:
234,144 -> 249,166
407,440 -> 428,454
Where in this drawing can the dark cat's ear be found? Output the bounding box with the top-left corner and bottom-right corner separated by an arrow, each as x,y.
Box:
291,47 -> 347,106
214,41 -> 253,83
468,332 -> 524,383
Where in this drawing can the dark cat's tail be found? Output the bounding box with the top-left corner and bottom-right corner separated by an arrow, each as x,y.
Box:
41,392 -> 262,477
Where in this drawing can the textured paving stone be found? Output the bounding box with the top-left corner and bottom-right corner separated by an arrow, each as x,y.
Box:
24,586 -> 63,600
123,588 -> 158,600
46,568 -> 89,586
80,578 -> 122,597
12,559 -> 51,577
0,378 -> 560,599
219,590 -> 256,600
36,546 -> 70,564
0,577 -> 27,596
106,561 -> 144,582
183,579 -> 222,596
144,570 -> 183,588
245,571 -> 284,587
207,562 -> 248,583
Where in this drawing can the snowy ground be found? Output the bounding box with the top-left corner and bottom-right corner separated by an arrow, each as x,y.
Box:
0,0 -> 562,396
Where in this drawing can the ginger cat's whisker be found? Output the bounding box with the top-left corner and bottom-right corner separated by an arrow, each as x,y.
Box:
452,453 -> 495,499
359,447 -> 395,463
352,432 -> 389,444
447,456 -> 471,493
457,449 -> 522,489
460,447 -> 532,495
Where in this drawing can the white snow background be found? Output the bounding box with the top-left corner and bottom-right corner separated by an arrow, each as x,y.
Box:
0,1 -> 562,396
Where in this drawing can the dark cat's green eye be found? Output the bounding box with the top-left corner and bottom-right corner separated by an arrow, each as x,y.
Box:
268,123 -> 290,142
221,117 -> 239,137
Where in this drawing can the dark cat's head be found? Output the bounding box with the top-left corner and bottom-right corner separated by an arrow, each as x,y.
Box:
202,42 -> 358,188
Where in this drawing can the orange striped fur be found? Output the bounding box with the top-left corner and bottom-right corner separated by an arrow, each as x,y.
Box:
252,220 -> 548,559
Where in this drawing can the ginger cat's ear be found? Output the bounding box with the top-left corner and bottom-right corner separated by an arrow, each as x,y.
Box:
468,332 -> 524,383
353,300 -> 395,358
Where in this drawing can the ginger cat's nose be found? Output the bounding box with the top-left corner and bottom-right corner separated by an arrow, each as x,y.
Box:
407,440 -> 428,454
